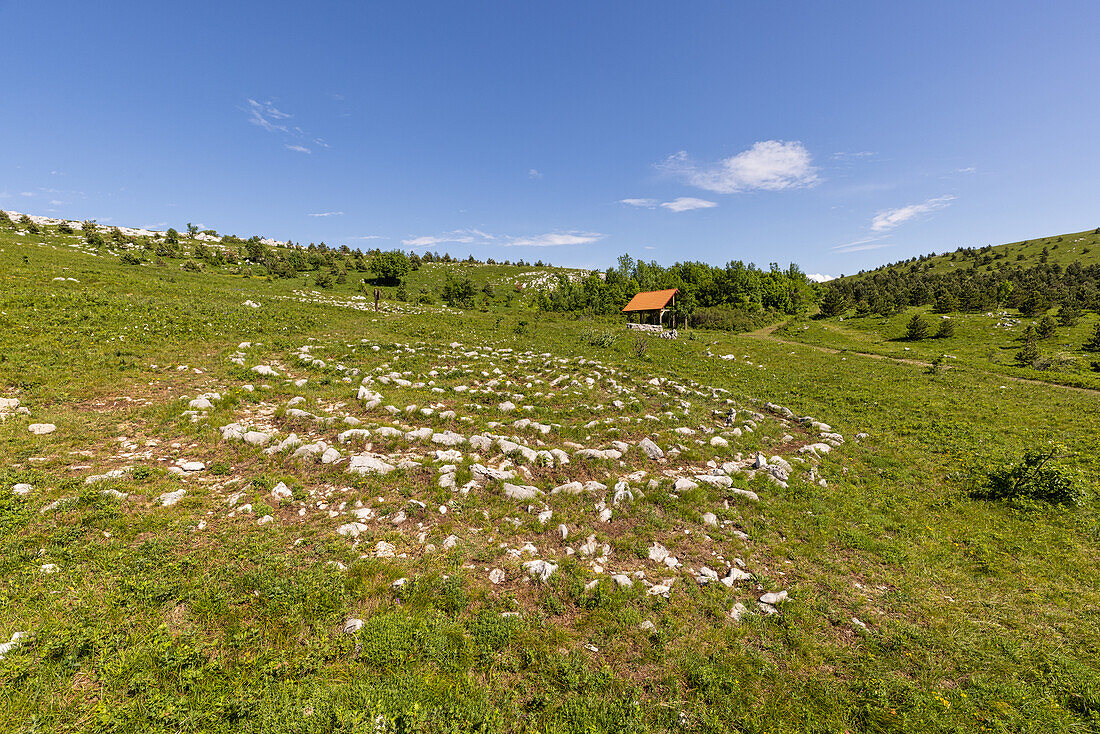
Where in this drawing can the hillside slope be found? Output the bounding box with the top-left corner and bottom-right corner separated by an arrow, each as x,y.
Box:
843,227 -> 1100,281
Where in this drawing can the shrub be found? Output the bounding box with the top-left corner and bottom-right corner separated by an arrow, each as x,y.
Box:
935,319 -> 955,338
581,328 -> 618,348
119,252 -> 141,265
57,221 -> 74,235
972,448 -> 1085,506
691,307 -> 775,333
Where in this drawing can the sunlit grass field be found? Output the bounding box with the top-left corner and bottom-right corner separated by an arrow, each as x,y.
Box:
2,223 -> 1099,733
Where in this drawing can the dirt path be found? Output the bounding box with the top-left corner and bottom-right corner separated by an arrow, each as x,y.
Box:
743,324 -> 1100,396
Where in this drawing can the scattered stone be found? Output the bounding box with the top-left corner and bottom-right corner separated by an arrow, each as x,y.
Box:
12,483 -> 32,495
489,568 -> 505,584
343,618 -> 364,634
159,489 -> 186,507
522,559 -> 557,582
760,590 -> 788,605
28,423 -> 56,435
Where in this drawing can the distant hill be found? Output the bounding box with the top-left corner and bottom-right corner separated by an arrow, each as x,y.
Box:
841,227 -> 1100,282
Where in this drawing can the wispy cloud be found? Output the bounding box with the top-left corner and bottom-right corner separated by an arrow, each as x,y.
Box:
527,168 -> 543,179
830,237 -> 892,254
350,235 -> 385,240
402,228 -> 602,249
246,98 -> 327,153
660,197 -> 717,212
247,99 -> 291,133
957,166 -> 976,173
20,191 -> 34,197
619,198 -> 659,208
870,195 -> 955,232
832,151 -> 876,160
308,211 -> 343,217
505,232 -> 603,247
619,197 -> 716,211
658,140 -> 818,194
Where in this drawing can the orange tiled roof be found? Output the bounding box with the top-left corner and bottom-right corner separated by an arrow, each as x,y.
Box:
622,288 -> 678,312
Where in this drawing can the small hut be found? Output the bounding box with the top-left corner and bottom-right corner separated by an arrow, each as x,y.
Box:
622,288 -> 679,330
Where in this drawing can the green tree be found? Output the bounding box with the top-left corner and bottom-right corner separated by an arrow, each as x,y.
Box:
906,313 -> 929,340
186,222 -> 199,237
441,272 -> 476,307
1016,341 -> 1039,366
1083,322 -> 1100,353
1058,301 -> 1082,328
314,270 -> 335,289
369,250 -> 410,285
1018,290 -> 1048,317
819,288 -> 848,317
935,319 -> 956,338
1036,315 -> 1057,340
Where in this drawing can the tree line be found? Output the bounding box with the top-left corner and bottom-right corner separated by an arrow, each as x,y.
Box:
536,254 -> 814,328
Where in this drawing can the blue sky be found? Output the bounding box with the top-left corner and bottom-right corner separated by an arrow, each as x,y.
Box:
2,1 -> 1098,278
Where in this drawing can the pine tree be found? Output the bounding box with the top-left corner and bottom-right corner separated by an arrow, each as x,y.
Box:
906,314 -> 929,340
1036,315 -> 1057,340
1016,341 -> 1040,366
935,319 -> 956,338
819,288 -> 848,317
1058,301 -> 1082,328
1083,322 -> 1100,353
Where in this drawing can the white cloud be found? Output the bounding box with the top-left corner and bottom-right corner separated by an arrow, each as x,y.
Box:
659,140 -> 818,193
247,99 -> 290,133
660,197 -> 717,212
285,144 -> 311,154
528,168 -> 543,179
619,198 -> 658,208
49,199 -> 63,206
957,166 -> 976,173
832,151 -> 876,160
351,235 -> 385,240
20,191 -> 33,197
870,195 -> 955,232
505,232 -> 603,247
806,273 -> 836,283
832,241 -> 892,254
643,246 -> 656,250
308,211 -> 343,217
402,228 -> 602,249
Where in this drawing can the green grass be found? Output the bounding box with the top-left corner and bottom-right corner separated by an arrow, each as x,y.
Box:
772,306 -> 1100,391
2,221 -> 1100,732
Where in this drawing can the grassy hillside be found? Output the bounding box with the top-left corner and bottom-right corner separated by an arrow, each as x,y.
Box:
2,220 -> 1100,732
846,227 -> 1100,280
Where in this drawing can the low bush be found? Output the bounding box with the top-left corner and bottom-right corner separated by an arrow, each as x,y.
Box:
972,448 -> 1085,506
691,307 -> 777,333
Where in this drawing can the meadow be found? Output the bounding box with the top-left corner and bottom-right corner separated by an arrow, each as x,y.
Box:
1,220 -> 1099,733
